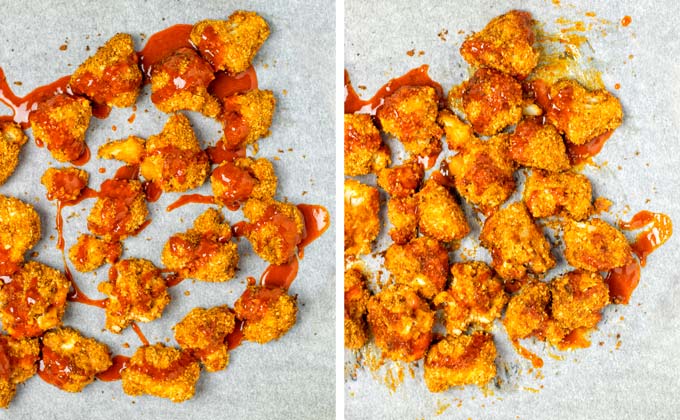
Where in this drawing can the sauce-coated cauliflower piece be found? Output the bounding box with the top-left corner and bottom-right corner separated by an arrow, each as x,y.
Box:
509,118 -> 570,172
502,280 -> 551,341
40,167 -> 89,202
220,89 -> 276,149
0,335 -> 39,408
234,285 -> 297,344
376,160 -> 423,198
416,180 -> 469,242
344,179 -> 380,256
549,270 -> 609,340
386,195 -> 418,245
0,195 -> 41,275
29,94 -> 91,162
174,306 -> 235,372
68,234 -> 122,273
242,199 -> 304,265
211,157 -> 277,210
384,236 -> 449,300
344,267 -> 370,350
523,169 -> 593,221
344,114 -> 390,176
87,177 -> 148,241
0,122 -> 28,186
563,218 -> 633,271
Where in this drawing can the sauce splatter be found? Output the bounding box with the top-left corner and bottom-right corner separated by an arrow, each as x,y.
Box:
621,16 -> 632,27
260,257 -> 299,290
96,355 -> 130,382
166,194 -> 215,212
605,258 -> 641,304
296,204 -> 330,259
138,24 -> 193,78
619,211 -> 672,266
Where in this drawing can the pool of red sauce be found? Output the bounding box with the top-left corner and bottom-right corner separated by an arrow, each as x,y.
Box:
139,24 -> 194,79
296,204 -> 330,259
226,319 -> 245,351
96,355 -> 130,382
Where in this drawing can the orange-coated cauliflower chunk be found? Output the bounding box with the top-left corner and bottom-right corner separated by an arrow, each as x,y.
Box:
386,195 -> 418,245
384,236 -> 449,300
563,218 -> 633,271
416,180 -> 470,242
376,160 -> 423,198
39,327 -> 112,392
98,258 -> 170,333
161,208 -> 239,282
68,234 -> 122,273
190,11 -> 270,74
0,122 -> 28,186
502,280 -> 551,341
509,118 -> 570,171
344,267 -> 370,350
174,306 -> 235,372
220,89 -> 276,149
0,195 -> 41,275
29,94 -> 91,162
460,10 -> 539,78
97,135 -> 145,164
211,157 -> 276,210
121,343 -> 200,403
524,170 -> 593,221
40,167 -> 89,202
234,285 -> 297,344
367,284 -> 434,362
480,202 -> 555,281
0,261 -> 69,339
70,33 -> 142,108
549,271 -> 609,341
242,199 -> 304,265
424,332 -> 497,393
87,177 -> 148,241
0,335 -> 39,408
344,179 -> 380,256
344,114 -> 390,176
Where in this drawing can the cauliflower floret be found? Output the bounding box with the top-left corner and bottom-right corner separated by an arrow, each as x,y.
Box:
523,169 -> 593,221
384,237 -> 449,300
509,118 -> 570,171
87,178 -> 148,241
563,218 -> 633,271
344,179 -> 380,256
220,89 -> 276,149
424,332 -> 497,393
211,157 -> 277,210
234,285 -> 297,344
502,280 -> 551,341
98,136 -> 145,164
367,284 -> 434,362
98,258 -> 170,333
386,195 -> 418,245
0,122 -> 28,186
549,271 -> 609,341
0,195 -> 41,275
344,267 -> 370,350
121,343 -> 200,403
151,47 -> 221,118
416,180 -> 470,242
174,306 -> 235,372
68,234 -> 122,273
0,261 -> 69,339
29,94 -> 91,162
39,327 -> 112,392
70,33 -> 142,107
344,114 -> 390,176
376,160 -> 423,198
40,167 -> 89,202
241,199 -> 304,265
190,11 -> 270,74
0,335 -> 39,408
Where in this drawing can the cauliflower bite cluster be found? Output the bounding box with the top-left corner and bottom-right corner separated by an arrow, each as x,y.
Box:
509,118 -> 570,172
460,10 -> 539,78
424,332 -> 497,393
0,261 -> 69,339
434,262 -> 507,335
234,285 -> 297,344
29,94 -> 91,162
150,47 -> 221,117
376,86 -> 443,158
121,343 -> 200,403
241,199 -> 305,265
0,335 -> 39,408
367,284 -> 434,362
220,89 -> 276,149
174,306 -> 235,372
0,195 -> 41,275
376,161 -> 424,244
162,208 -> 239,282
190,11 -> 270,75
211,157 -> 277,209
0,122 -> 28,185
39,327 -> 112,392
87,177 -> 148,241
70,33 -> 142,108
523,170 -> 593,221
344,267 -> 370,350
344,179 -> 380,256
344,114 -> 390,176
40,167 -> 89,202
416,180 -> 469,242
98,258 -> 170,333
563,218 -> 633,272
68,234 -> 122,273
480,202 -> 555,281
384,237 -> 448,300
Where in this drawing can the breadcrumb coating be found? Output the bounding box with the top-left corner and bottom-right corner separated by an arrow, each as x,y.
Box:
549,271 -> 609,339
524,169 -> 593,221
509,118 -> 570,172
0,195 -> 41,274
174,306 -> 235,372
29,94 -> 91,162
416,180 -> 470,242
384,237 -> 449,300
220,89 -> 276,149
70,33 -> 142,108
87,178 -> 148,241
98,258 -> 170,333
211,157 -> 277,209
344,267 -> 370,350
40,327 -> 112,392
386,195 -> 418,245
0,335 -> 39,408
234,285 -> 297,344
40,167 -> 89,202
190,11 -> 270,74
563,218 -> 633,272
242,199 -> 304,265
0,122 -> 28,186
424,332 -> 497,393
68,234 -> 122,273
121,343 -> 200,403
376,160 -> 423,198
502,280 -> 551,341
344,114 -> 390,176
344,179 -> 380,256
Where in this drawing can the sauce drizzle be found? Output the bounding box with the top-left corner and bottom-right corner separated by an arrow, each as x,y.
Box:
296,204 -> 330,259
619,211 -> 673,266
96,355 -> 130,382
166,194 -> 216,212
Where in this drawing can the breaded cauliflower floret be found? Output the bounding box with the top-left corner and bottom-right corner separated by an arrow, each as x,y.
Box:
0,335 -> 39,408
40,327 -> 112,392
460,10 -> 539,78
509,118 -> 570,171
0,195 -> 41,274
29,94 -> 91,162
386,195 -> 418,245
367,284 -> 434,362
424,332 -> 497,393
549,271 -> 609,339
376,160 -> 423,198
151,47 -> 221,118
220,89 -> 276,149
563,218 -> 633,272
98,258 -> 170,333
434,262 -> 507,335
140,113 -> 210,192
344,267 -> 370,350
344,179 -> 380,256
98,136 -> 145,164
121,343 -> 200,403
70,33 -> 142,108
538,79 -> 623,145
416,180 -> 470,242
242,199 -> 304,265
0,261 -> 69,339
162,208 -> 239,282
344,114 -> 390,176
68,234 -> 122,273
211,157 -> 277,210
384,237 -> 449,300
376,86 -> 443,158
448,68 -> 523,136
0,122 -> 28,186
41,167 -> 89,202
234,285 -> 297,344
87,178 -> 148,241
502,280 -> 551,341
523,170 -> 593,221
480,202 -> 555,281
174,306 -> 235,372
190,11 -> 270,74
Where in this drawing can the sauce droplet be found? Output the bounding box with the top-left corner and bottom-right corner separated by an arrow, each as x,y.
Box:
260,257 -> 299,290
166,194 -> 215,212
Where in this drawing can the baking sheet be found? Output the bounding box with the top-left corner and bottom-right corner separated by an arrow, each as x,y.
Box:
0,1 -> 335,419
344,1 -> 680,419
